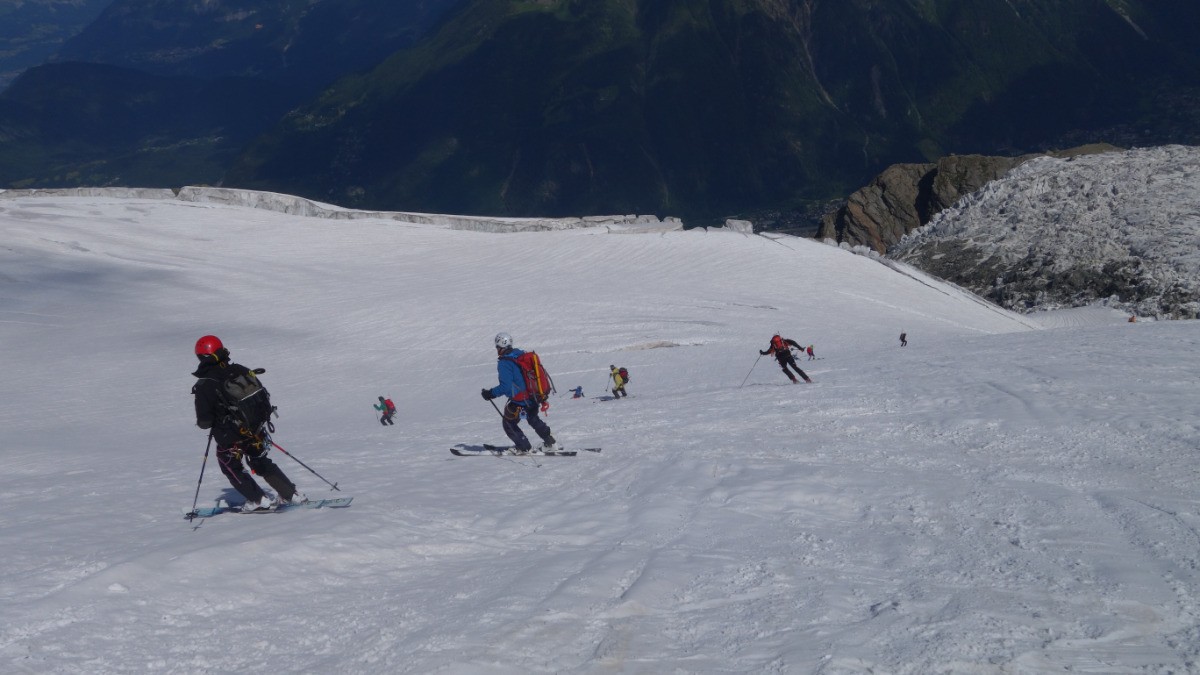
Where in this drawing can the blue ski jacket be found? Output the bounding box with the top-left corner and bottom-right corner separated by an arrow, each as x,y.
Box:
487,348 -> 528,400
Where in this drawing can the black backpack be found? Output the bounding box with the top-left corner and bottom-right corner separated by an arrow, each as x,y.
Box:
219,367 -> 276,436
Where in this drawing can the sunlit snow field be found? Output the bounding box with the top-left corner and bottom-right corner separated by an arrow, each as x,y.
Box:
0,192 -> 1197,673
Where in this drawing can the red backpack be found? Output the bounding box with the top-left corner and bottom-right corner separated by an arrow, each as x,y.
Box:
770,335 -> 786,352
506,351 -> 555,403
384,398 -> 396,414
618,367 -> 629,383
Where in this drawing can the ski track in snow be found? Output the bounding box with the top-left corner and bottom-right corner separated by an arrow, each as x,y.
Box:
0,193 -> 1197,673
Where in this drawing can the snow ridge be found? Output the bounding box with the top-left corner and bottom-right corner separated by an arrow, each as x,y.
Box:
0,185 -> 684,233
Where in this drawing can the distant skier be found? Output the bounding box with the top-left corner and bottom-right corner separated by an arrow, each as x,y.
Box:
191,335 -> 305,511
760,334 -> 812,384
481,332 -> 557,454
570,386 -> 584,399
900,331 -> 908,347
374,396 -> 396,425
609,365 -> 629,398
806,345 -> 815,360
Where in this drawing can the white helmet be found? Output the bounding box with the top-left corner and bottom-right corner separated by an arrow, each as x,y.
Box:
494,332 -> 513,349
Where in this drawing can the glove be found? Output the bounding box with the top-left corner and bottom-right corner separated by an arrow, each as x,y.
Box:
759,350 -> 768,355
481,388 -> 495,400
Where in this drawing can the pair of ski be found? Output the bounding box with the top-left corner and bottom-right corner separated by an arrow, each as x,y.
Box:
184,496 -> 353,519
451,444 -> 601,458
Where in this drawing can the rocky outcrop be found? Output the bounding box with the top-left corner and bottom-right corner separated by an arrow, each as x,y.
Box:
816,146 -> 1119,253
816,162 -> 933,253
817,155 -> 1026,252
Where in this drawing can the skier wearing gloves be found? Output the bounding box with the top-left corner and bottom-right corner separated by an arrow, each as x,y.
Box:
481,332 -> 557,454
609,365 -> 629,398
192,335 -> 306,511
760,334 -> 813,384
374,395 -> 396,425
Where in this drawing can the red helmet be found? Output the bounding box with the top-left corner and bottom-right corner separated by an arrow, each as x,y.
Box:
195,335 -> 224,356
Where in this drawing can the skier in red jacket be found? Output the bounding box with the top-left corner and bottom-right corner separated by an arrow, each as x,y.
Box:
760,334 -> 812,384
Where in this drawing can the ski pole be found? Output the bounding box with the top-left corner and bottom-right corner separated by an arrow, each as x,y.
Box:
185,431 -> 214,520
268,439 -> 341,491
739,353 -> 763,388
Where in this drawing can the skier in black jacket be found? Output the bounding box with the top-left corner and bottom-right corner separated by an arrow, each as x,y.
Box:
192,335 -> 304,511
760,334 -> 813,384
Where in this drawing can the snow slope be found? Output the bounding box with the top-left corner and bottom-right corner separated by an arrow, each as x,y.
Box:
1,193 -> 1197,674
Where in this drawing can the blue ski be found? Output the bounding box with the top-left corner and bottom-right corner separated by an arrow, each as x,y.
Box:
184,496 -> 353,519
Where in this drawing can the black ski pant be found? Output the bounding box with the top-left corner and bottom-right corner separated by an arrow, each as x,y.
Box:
775,354 -> 809,383
380,411 -> 395,425
502,399 -> 554,451
217,443 -> 296,502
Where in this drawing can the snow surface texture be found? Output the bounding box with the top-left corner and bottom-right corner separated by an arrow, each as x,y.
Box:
891,145 -> 1200,318
1,191 -> 1197,674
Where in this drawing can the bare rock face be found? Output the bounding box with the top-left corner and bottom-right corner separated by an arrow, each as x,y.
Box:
925,154 -> 1028,215
821,163 -> 933,253
818,152 -> 1062,252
